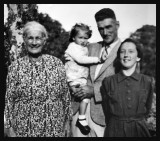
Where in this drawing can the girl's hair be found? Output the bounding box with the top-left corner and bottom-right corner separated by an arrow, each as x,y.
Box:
69,23 -> 92,42
117,38 -> 143,60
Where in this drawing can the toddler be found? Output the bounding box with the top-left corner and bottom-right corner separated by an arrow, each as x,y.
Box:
65,23 -> 105,135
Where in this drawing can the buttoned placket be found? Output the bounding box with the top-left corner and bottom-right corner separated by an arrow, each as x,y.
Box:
125,78 -> 132,109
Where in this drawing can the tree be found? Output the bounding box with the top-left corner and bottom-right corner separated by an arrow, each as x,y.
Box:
130,25 -> 156,79
4,4 -> 39,68
130,25 -> 156,136
4,4 -> 70,137
37,13 -> 69,63
4,4 -> 70,71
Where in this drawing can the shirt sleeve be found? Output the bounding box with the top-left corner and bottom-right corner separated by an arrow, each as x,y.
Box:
65,43 -> 99,64
4,62 -> 18,129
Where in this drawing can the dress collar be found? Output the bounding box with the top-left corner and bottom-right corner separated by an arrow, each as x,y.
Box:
26,54 -> 43,65
117,70 -> 140,83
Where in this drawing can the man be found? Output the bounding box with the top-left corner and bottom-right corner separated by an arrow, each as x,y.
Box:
71,8 -> 121,137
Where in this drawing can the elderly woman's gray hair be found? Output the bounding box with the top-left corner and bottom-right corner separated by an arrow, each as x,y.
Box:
23,21 -> 48,39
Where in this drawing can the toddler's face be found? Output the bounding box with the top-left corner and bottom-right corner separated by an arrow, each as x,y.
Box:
120,42 -> 140,70
73,30 -> 89,47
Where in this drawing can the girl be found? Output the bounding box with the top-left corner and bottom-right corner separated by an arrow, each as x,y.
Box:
101,38 -> 154,137
65,23 -> 105,135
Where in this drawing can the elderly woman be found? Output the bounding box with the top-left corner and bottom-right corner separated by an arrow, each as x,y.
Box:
4,21 -> 72,137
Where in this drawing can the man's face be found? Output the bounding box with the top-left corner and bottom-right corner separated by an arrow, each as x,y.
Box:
97,18 -> 119,45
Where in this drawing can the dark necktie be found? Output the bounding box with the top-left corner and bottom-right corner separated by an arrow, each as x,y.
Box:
101,45 -> 109,61
105,45 -> 109,55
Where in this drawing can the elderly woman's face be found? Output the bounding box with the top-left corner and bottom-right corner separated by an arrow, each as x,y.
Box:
24,30 -> 45,55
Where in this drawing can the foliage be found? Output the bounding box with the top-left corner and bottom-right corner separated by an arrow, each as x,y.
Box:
37,13 -> 70,63
145,93 -> 156,136
4,4 -> 70,70
130,25 -> 156,80
130,25 -> 156,136
4,5 -> 156,136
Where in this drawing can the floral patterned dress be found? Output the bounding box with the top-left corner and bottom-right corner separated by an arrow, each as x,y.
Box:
4,54 -> 72,137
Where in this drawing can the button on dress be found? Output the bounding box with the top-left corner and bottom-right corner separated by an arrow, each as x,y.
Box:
4,55 -> 72,137
101,71 -> 154,137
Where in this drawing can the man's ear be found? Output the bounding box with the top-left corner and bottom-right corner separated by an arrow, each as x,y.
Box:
116,21 -> 120,29
136,57 -> 141,62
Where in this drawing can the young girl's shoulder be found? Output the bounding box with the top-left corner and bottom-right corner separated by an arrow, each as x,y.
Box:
103,73 -> 118,83
140,73 -> 154,83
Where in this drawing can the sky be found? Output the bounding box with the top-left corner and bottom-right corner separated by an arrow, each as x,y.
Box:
4,4 -> 156,42
37,4 -> 156,42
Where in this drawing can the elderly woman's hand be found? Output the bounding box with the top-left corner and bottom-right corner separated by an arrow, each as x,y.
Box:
4,127 -> 16,137
10,128 -> 16,137
63,120 -> 72,137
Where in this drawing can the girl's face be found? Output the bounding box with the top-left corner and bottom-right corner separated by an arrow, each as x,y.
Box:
73,30 -> 89,46
24,30 -> 45,55
120,42 -> 140,70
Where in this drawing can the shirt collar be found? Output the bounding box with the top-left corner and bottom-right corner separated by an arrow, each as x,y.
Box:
117,70 -> 140,83
102,38 -> 120,50
102,38 -> 121,49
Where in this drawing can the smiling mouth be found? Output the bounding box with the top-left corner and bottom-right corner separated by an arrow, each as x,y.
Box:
123,59 -> 131,62
29,46 -> 40,49
104,35 -> 111,38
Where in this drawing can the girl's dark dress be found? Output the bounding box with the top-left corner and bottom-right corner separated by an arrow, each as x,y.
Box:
101,71 -> 154,137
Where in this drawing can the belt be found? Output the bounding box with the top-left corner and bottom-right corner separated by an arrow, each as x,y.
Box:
111,115 -> 144,123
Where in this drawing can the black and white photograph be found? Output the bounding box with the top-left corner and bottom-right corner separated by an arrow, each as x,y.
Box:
4,4 -> 156,137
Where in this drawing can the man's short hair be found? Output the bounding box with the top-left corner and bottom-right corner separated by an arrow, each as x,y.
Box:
95,8 -> 116,22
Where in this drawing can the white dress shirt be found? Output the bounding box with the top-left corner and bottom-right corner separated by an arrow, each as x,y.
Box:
94,38 -> 121,80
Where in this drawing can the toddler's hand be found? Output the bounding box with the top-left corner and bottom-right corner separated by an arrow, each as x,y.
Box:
81,42 -> 89,47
